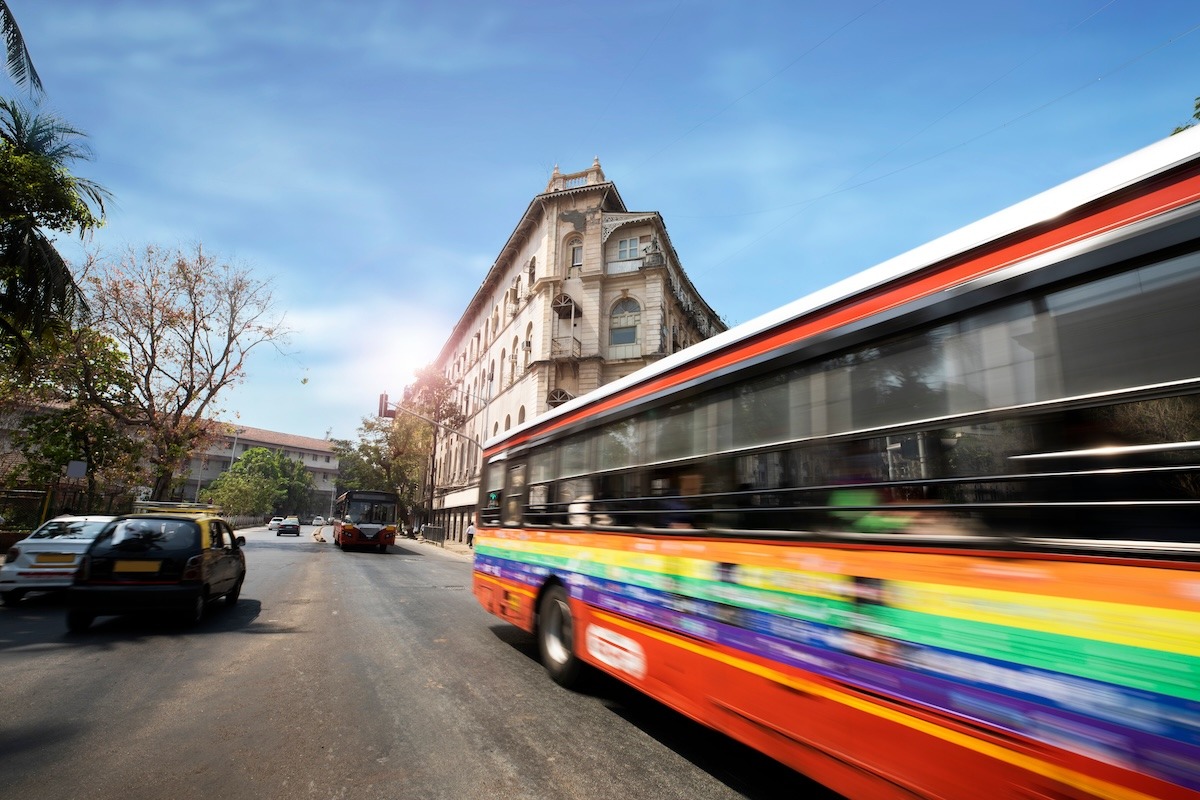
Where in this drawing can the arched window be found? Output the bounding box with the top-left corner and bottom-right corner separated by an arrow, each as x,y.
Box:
499,348 -> 506,387
505,415 -> 512,431
565,236 -> 583,276
610,297 -> 641,347
524,323 -> 534,370
518,406 -> 526,424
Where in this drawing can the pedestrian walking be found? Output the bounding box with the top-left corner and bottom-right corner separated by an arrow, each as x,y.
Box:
465,520 -> 476,548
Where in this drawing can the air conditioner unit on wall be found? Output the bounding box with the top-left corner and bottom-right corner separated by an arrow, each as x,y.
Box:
522,340 -> 532,351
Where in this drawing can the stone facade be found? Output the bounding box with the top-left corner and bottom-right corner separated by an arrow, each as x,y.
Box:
426,159 -> 725,541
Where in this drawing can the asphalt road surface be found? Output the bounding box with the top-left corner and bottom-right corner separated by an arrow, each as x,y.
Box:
0,524 -> 841,800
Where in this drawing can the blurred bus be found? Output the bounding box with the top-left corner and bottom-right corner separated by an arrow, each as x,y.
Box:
472,128 -> 1200,799
331,490 -> 397,552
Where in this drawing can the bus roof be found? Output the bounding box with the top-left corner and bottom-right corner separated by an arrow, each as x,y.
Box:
486,127 -> 1200,455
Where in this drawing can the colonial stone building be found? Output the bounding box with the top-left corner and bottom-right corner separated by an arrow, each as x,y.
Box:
427,159 -> 725,540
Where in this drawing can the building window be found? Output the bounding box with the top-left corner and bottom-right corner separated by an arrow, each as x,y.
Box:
610,297 -> 641,347
567,238 -> 583,274
617,237 -> 639,260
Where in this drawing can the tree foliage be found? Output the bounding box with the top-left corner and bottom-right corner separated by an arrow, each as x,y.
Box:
403,364 -> 466,431
77,244 -> 289,499
1173,96 -> 1200,135
0,99 -> 108,351
0,326 -> 147,508
332,414 -> 431,522
202,470 -> 276,517
213,446 -> 314,515
0,2 -> 42,97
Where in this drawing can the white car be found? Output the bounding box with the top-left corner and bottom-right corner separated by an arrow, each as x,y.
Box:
1,515 -> 116,605
311,516 -> 325,526
268,516 -> 284,530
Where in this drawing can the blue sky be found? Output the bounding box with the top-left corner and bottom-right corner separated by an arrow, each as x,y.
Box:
14,0 -> 1200,441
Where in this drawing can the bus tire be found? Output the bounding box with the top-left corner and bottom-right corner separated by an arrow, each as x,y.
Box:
538,584 -> 582,688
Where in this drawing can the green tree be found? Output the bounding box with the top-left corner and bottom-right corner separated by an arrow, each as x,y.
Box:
403,364 -> 466,432
0,326 -> 146,508
78,244 -> 288,500
0,1 -> 42,97
0,99 -> 108,352
202,470 -> 276,517
332,414 -> 431,522
12,403 -> 145,510
1173,96 -> 1200,135
218,446 -> 313,516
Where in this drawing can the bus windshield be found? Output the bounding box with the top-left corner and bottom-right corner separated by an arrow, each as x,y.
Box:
346,500 -> 395,525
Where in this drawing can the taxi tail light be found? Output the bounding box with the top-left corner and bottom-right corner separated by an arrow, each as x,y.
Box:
5,546 -> 18,564
181,555 -> 204,582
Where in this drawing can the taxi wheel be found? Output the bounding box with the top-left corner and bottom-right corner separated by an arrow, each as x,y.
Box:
226,577 -> 243,607
1,589 -> 25,606
184,592 -> 206,626
66,610 -> 93,633
538,584 -> 583,689
378,543 -> 387,553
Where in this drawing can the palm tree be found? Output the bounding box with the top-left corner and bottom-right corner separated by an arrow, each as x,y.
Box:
0,99 -> 109,353
0,1 -> 43,96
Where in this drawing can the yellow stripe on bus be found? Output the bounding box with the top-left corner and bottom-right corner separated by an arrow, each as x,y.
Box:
890,581 -> 1200,658
594,610 -> 1162,800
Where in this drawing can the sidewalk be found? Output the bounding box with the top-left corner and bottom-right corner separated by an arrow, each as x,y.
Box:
415,537 -> 473,558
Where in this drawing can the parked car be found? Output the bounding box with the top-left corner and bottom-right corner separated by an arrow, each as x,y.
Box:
0,515 -> 116,606
67,506 -> 246,632
268,516 -> 284,530
276,516 -> 301,536
311,516 -> 325,526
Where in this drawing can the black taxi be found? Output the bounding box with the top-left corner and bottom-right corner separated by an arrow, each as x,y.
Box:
67,503 -> 246,632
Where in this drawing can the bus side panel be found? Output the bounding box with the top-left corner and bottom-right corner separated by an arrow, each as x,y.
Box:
476,527 -> 1200,799
473,534 -> 539,634
574,600 -> 1194,800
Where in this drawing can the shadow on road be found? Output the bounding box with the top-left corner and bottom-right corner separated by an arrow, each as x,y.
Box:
0,592 -> 310,650
487,623 -> 841,800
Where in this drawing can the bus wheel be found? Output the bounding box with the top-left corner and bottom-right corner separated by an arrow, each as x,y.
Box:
538,584 -> 582,688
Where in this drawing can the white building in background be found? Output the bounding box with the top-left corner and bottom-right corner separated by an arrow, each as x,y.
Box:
178,424 -> 339,516
425,159 -> 726,541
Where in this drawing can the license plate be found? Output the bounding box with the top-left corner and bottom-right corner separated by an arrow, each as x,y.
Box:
35,553 -> 75,564
113,560 -> 161,573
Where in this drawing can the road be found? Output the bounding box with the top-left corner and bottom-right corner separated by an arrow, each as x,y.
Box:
0,525 -> 840,800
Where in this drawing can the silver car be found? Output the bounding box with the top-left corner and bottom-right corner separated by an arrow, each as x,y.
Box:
1,515 -> 116,605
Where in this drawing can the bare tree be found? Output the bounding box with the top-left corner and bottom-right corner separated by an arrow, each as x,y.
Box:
79,244 -> 288,499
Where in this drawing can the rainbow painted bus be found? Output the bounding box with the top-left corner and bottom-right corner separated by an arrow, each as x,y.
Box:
472,128 -> 1200,800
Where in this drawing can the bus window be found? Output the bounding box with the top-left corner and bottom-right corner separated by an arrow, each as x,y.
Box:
503,463 -> 526,526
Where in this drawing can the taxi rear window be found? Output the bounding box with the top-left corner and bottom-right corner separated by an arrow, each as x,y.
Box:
92,518 -> 200,555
